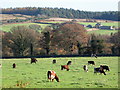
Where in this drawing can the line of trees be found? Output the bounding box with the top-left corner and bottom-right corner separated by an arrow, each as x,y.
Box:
1,22 -> 120,57
2,7 -> 119,21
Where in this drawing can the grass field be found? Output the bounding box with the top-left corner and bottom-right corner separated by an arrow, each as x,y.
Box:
78,22 -> 119,27
1,57 -> 118,88
0,22 -> 119,35
0,23 -> 50,32
80,22 -> 119,35
88,30 -> 118,35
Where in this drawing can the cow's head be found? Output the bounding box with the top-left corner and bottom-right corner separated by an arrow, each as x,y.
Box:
55,75 -> 60,82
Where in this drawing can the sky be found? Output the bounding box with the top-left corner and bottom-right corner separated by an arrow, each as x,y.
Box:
0,0 -> 119,11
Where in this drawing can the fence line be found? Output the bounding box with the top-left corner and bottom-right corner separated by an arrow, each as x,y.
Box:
0,54 -> 119,59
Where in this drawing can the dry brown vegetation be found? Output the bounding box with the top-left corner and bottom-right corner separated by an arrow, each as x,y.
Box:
0,14 -> 34,21
45,18 -> 118,23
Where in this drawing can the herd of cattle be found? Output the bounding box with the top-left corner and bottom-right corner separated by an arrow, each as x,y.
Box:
0,57 -> 110,82
50,59 -> 110,82
31,58 -> 110,82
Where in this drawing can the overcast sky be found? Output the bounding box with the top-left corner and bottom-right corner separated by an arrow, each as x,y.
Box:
1,0 -> 119,11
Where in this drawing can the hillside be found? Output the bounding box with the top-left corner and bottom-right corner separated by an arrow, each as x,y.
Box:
2,7 -> 119,21
1,14 -> 34,21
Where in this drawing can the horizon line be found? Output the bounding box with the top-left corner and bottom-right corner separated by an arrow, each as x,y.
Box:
1,6 -> 118,12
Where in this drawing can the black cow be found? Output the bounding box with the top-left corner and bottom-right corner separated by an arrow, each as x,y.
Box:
100,65 -> 110,71
88,61 -> 95,65
52,59 -> 56,64
67,61 -> 72,65
31,58 -> 37,64
13,63 -> 16,68
94,67 -> 106,75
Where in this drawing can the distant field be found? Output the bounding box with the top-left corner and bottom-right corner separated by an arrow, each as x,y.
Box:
80,22 -> 119,35
0,22 -> 119,35
88,30 -> 118,35
1,57 -> 118,88
78,22 -> 119,27
0,23 -> 50,32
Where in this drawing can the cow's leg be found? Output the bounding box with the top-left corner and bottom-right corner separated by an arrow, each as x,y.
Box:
52,79 -> 54,82
67,68 -> 69,71
103,71 -> 106,75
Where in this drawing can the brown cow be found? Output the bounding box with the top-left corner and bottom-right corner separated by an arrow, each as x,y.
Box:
61,65 -> 69,71
31,58 -> 37,64
47,70 -> 59,82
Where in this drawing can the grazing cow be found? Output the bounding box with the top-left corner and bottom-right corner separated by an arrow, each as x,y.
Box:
94,67 -> 106,75
61,65 -> 69,71
67,61 -> 72,65
83,65 -> 88,72
91,54 -> 97,58
31,58 -> 37,64
47,70 -> 59,82
13,63 -> 16,68
52,59 -> 56,64
88,61 -> 95,65
100,65 -> 110,71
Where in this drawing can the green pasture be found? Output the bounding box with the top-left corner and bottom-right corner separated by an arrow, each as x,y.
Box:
0,22 -> 119,35
0,23 -> 50,32
78,22 -> 119,27
88,30 -> 118,35
1,57 -> 118,88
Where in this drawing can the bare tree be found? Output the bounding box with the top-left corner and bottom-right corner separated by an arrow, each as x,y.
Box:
2,26 -> 39,56
110,31 -> 120,55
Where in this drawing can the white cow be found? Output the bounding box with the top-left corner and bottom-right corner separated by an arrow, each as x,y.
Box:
47,70 -> 59,82
83,65 -> 88,72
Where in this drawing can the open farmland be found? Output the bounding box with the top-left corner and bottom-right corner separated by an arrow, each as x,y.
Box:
1,57 -> 118,88
88,30 -> 118,35
0,23 -> 50,32
1,14 -> 34,21
78,22 -> 119,27
78,22 -> 119,35
0,21 -> 119,35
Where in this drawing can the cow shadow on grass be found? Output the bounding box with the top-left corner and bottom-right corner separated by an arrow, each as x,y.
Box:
42,80 -> 49,83
94,82 -> 106,87
36,80 -> 49,84
70,82 -> 80,85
